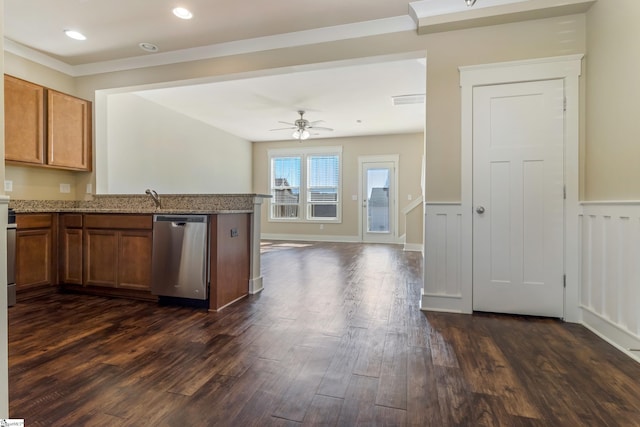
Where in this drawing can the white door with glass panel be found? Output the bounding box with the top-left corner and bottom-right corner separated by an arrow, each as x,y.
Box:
472,79 -> 565,318
361,161 -> 396,243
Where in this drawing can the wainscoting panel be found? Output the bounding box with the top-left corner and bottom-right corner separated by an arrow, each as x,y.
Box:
580,203 -> 640,361
422,203 -> 465,312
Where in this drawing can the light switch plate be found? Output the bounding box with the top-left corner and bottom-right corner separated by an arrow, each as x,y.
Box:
4,180 -> 13,192
60,183 -> 71,193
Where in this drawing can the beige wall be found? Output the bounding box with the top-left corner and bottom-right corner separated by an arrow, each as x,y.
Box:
253,133 -> 423,239
7,13 -> 588,203
5,165 -> 81,200
423,15 -> 586,201
585,0 -> 640,200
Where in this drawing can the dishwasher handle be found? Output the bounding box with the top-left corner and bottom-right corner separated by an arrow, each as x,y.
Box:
154,215 -> 207,223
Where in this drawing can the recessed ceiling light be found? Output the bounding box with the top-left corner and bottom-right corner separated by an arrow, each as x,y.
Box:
172,7 -> 193,19
64,30 -> 86,41
139,42 -> 159,53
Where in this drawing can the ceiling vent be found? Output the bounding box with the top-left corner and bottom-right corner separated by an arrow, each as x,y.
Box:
391,94 -> 425,106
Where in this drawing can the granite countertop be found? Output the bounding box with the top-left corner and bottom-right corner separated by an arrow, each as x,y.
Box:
10,194 -> 270,215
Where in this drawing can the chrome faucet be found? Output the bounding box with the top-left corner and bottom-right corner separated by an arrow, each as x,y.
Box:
145,189 -> 161,208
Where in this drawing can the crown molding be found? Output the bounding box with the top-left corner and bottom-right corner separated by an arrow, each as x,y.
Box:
409,0 -> 596,35
4,15 -> 416,78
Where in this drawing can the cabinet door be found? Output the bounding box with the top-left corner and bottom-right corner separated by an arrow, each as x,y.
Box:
60,228 -> 83,285
47,89 -> 92,171
4,75 -> 45,164
16,228 -> 52,289
118,230 -> 152,291
84,229 -> 118,287
210,214 -> 250,311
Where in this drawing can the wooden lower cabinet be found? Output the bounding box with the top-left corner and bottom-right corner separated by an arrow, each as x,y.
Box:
209,213 -> 250,311
114,230 -> 153,291
84,229 -> 119,287
59,214 -> 83,285
16,214 -> 55,295
83,215 -> 153,293
19,211 -> 251,308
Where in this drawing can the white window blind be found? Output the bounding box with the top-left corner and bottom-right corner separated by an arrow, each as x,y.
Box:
307,155 -> 339,219
268,147 -> 342,223
271,156 -> 301,219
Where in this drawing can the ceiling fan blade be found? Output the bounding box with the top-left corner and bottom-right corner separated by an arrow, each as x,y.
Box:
308,120 -> 325,126
278,121 -> 296,126
270,126 -> 296,131
308,125 -> 333,132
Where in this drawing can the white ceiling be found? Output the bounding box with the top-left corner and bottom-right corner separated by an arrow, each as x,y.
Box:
5,0 -> 413,66
3,0 -> 591,142
134,58 -> 426,142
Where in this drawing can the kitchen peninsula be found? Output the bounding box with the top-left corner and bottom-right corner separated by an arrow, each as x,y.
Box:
9,194 -> 268,311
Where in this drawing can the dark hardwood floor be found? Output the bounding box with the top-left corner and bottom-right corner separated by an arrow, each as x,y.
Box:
8,241 -> 640,426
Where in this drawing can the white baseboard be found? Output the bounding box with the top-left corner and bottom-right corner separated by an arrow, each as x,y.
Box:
261,233 -> 404,244
249,277 -> 263,295
581,307 -> 640,363
403,242 -> 423,252
420,290 -> 468,314
261,233 -> 361,243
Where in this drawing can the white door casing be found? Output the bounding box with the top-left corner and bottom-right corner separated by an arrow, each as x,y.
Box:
456,55 -> 582,322
472,79 -> 565,317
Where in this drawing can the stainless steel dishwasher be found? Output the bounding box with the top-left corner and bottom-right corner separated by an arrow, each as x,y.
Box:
151,215 -> 208,300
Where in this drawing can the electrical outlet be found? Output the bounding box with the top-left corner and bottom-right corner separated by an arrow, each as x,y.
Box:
86,183 -> 92,194
230,228 -> 239,238
319,224 -> 324,230
4,180 -> 13,192
352,195 -> 357,201
408,194 -> 412,201
60,183 -> 71,193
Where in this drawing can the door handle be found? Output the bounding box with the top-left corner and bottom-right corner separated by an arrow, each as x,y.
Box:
476,206 -> 485,214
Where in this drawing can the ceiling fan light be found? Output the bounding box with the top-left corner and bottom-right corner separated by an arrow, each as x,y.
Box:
292,129 -> 310,141
465,0 -> 477,6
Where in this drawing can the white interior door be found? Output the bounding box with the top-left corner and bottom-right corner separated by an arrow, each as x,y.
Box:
361,161 -> 396,243
472,79 -> 565,318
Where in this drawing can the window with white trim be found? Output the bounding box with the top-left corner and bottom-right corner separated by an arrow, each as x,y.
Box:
269,146 -> 342,222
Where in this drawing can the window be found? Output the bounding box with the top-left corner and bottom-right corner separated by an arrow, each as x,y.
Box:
269,147 -> 342,222
271,156 -> 301,219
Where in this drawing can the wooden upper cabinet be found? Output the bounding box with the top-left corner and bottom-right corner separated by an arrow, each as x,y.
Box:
4,75 -> 45,164
3,74 -> 92,171
47,89 -> 92,171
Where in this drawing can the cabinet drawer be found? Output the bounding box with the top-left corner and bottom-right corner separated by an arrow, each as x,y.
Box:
17,213 -> 53,229
84,214 -> 152,230
61,214 -> 83,228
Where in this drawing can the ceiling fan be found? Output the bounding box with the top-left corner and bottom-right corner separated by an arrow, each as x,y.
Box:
270,110 -> 333,141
